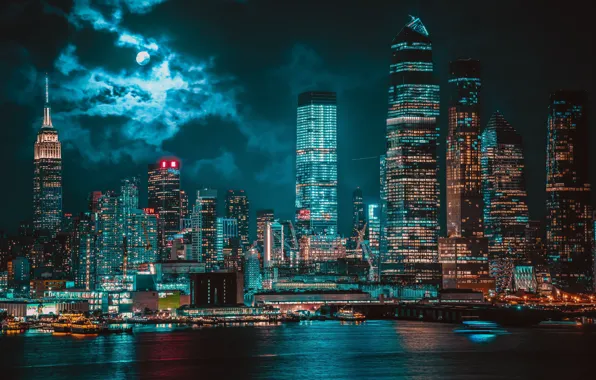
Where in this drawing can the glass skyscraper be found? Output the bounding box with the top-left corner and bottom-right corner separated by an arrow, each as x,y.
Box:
352,187 -> 365,234
225,190 -> 250,250
546,91 -> 593,292
256,209 -> 274,249
383,17 -> 440,283
192,189 -> 218,269
481,112 -> 529,260
295,91 -> 337,237
33,75 -> 62,237
148,158 -> 181,258
446,59 -> 483,238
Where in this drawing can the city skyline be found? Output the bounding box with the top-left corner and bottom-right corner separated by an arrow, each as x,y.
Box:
1,1 -> 594,239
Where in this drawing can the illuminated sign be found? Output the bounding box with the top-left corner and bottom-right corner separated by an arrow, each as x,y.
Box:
297,209 -> 311,221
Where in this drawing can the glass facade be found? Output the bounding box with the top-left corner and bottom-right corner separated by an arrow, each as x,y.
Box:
481,112 -> 529,261
216,217 -> 238,264
256,209 -> 274,249
192,189 -> 218,269
225,190 -> 250,250
545,91 -> 593,292
295,91 -> 338,237
383,17 -> 440,283
367,204 -> 381,259
446,59 -> 483,238
33,75 -> 62,237
148,158 -> 181,259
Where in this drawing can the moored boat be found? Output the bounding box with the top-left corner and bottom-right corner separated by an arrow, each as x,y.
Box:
454,320 -> 509,335
335,307 -> 366,321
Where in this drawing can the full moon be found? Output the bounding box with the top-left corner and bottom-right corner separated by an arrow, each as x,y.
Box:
136,51 -> 150,66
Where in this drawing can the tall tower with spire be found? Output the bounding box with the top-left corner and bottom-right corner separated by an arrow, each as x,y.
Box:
33,74 -> 62,237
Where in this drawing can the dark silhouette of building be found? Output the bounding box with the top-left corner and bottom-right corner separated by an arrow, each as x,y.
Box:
190,272 -> 244,306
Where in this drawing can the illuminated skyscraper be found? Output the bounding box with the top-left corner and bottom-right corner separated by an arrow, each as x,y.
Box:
192,189 -> 218,269
383,17 -> 440,283
216,217 -> 238,265
96,191 -> 121,278
225,190 -> 250,250
295,91 -> 338,237
33,74 -> 62,237
148,158 -> 181,258
446,59 -> 483,238
256,209 -> 274,248
352,188 -> 365,234
367,204 -> 381,258
546,91 -> 593,292
481,112 -> 529,261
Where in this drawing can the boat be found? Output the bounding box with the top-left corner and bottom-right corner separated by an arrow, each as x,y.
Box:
453,320 -> 509,335
71,318 -> 101,335
537,319 -> 582,329
2,318 -> 28,333
335,307 -> 366,321
51,313 -> 84,333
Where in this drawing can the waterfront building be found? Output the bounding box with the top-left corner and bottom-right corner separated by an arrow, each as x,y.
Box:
546,91 -> 593,292
7,256 -> 30,294
383,17 -> 440,283
295,91 -> 338,237
438,237 -> 494,295
225,190 -> 250,250
33,74 -> 62,237
256,209 -> 274,249
148,158 -> 181,259
192,189 -> 218,269
190,271 -> 244,306
481,112 -> 529,261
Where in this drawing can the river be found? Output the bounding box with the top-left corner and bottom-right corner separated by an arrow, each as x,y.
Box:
1,320 -> 593,379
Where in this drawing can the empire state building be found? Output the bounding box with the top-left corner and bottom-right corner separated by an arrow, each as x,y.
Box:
33,74 -> 62,236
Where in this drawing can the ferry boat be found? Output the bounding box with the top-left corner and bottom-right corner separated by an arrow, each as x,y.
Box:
453,320 -> 509,335
1,318 -> 28,333
51,313 -> 84,333
335,308 -> 366,321
71,318 -> 101,335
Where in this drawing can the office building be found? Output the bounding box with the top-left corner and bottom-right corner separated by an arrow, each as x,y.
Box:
190,272 -> 244,306
33,74 -> 62,237
148,158 -> 181,258
546,91 -> 593,292
383,17 -> 440,283
295,91 -> 338,237
216,217 -> 239,269
352,187 -> 366,234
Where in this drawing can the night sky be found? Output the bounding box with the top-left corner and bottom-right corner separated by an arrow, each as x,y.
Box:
0,0 -> 593,238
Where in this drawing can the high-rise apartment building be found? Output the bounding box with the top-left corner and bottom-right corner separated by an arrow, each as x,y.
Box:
383,17 -> 440,283
225,190 -> 250,250
192,189 -> 218,269
295,91 -> 338,237
546,91 -> 593,292
33,75 -> 62,237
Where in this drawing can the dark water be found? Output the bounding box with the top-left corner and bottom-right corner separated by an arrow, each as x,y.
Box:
1,321 -> 593,379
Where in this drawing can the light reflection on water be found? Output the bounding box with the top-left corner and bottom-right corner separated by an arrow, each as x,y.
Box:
2,320 -> 594,379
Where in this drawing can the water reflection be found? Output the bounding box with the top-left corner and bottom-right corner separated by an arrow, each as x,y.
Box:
466,333 -> 498,344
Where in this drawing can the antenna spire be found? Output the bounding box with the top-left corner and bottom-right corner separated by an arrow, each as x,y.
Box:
42,73 -> 53,127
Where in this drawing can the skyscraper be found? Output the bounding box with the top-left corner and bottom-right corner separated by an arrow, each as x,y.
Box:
256,209 -> 274,248
295,91 -> 338,237
439,59 -> 492,293
96,191 -> 121,278
33,74 -> 62,237
446,59 -> 483,238
216,217 -> 238,266
546,91 -> 593,292
481,112 -> 529,266
192,189 -> 218,269
148,158 -> 181,258
367,203 -> 381,259
225,190 -> 250,250
352,188 -> 366,234
383,17 -> 440,283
